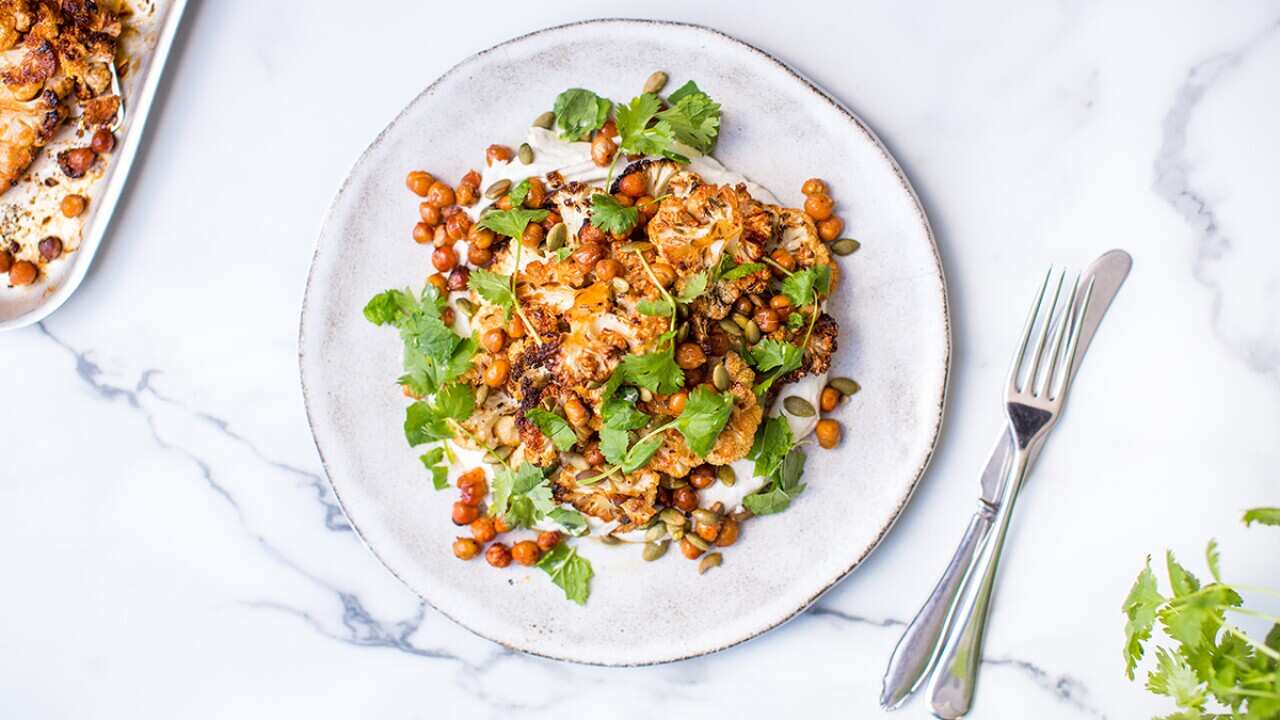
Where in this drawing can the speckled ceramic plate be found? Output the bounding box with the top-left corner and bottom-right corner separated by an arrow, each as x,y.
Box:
300,19 -> 949,665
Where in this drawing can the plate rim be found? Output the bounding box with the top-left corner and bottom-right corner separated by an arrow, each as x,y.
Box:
298,17 -> 951,666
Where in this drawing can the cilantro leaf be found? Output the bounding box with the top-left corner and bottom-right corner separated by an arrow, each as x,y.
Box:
548,507 -> 589,536
1242,507 -> 1280,527
403,383 -> 475,446
676,272 -> 708,303
537,542 -> 593,605
418,446 -> 450,490
748,415 -> 794,480
675,387 -> 734,457
1147,648 -> 1207,710
553,88 -> 611,141
622,434 -> 665,472
1123,557 -> 1166,679
550,246 -> 574,262
616,93 -> 685,161
524,408 -> 577,452
747,339 -> 803,373
369,285 -> 470,396
781,264 -> 832,307
468,268 -> 515,311
637,298 -> 674,316
477,207 -> 549,239
363,288 -> 416,325
508,178 -> 530,209
490,463 -> 555,528
656,81 -> 721,153
1167,551 -> 1202,598
619,347 -> 684,394
720,261 -> 765,282
602,396 -> 649,431
1205,540 -> 1222,583
589,193 -> 639,236
743,446 -> 807,515
598,426 -> 631,468
786,312 -> 805,329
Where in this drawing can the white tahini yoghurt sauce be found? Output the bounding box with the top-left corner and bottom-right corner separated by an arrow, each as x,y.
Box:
445,126 -> 828,533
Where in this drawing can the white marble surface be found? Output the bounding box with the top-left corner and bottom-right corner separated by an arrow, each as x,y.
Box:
3,1 -> 1278,717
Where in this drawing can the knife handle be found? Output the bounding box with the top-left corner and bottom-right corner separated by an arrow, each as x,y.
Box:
879,507 -> 995,709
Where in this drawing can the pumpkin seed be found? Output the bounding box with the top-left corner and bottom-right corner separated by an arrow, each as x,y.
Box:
599,534 -> 622,545
576,469 -> 600,484
676,323 -> 690,342
718,319 -> 743,337
623,241 -> 653,252
643,70 -> 669,95
686,534 -> 710,551
749,294 -> 765,307
475,384 -> 489,406
455,297 -> 477,316
611,277 -> 630,294
744,319 -> 762,344
484,445 -> 514,464
639,387 -> 654,402
517,143 -> 534,165
495,416 -> 519,445
659,508 -> 686,526
660,475 -> 688,490
484,179 -> 512,199
829,377 -> 861,396
643,540 -> 669,561
533,110 -> 555,129
717,465 -> 736,487
732,313 -> 751,330
731,508 -> 754,522
698,552 -> 723,574
783,395 -> 816,417
712,363 -> 731,391
546,222 -> 568,251
710,501 -> 725,514
832,238 -> 861,256
644,524 -> 668,543
669,526 -> 685,541
692,508 -> 721,525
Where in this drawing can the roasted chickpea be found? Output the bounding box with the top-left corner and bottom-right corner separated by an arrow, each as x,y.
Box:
820,386 -> 842,413
611,192 -> 634,208
801,178 -> 827,196
521,222 -> 544,249
541,211 -> 563,230
453,537 -> 481,560
58,147 -> 95,178
457,469 -> 486,498
672,486 -> 698,513
452,501 -> 480,525
426,273 -> 448,294
675,342 -> 707,370
689,464 -> 716,490
679,537 -> 704,560
695,521 -> 720,543
525,177 -> 547,208
417,202 -> 441,226
652,263 -> 676,288
600,120 -> 618,138
495,195 -> 513,211
432,224 -> 449,248
467,243 -> 493,266
817,216 -> 844,242
486,542 -> 513,568
0,249 -> 11,273
666,389 -> 688,415
769,294 -> 793,312
486,144 -> 514,166
594,258 -> 622,281
455,182 -> 478,207
425,181 -> 455,208
770,248 -> 797,273
462,169 -> 482,187
804,193 -> 835,221
470,226 -> 495,249
8,260 -> 36,285
481,328 -> 507,353
591,132 -> 617,167
579,223 -> 607,245
60,194 -> 87,218
494,516 -> 512,534
90,128 -> 115,154
38,236 -> 62,261
512,540 -> 541,567
706,332 -> 732,357
536,531 -> 562,552
507,314 -> 526,339
412,222 -> 432,244
583,440 -> 606,467
619,172 -> 647,198
484,356 -> 510,387
445,211 -> 472,241
441,307 -> 456,326
635,195 -> 660,221
446,266 -> 470,291
572,242 -> 606,267
406,170 -> 434,196
563,397 -> 589,427
733,297 -> 753,317
470,516 -> 497,543
753,307 -> 781,334
432,245 -> 458,273
816,418 -> 842,449
715,518 -> 740,547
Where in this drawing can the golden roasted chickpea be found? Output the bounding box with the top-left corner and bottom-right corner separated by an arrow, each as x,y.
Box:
452,501 -> 480,525
579,223 -> 607,246
440,307 -> 456,326
815,418 -> 842,449
486,144 -> 514,166
425,181 -> 455,208
0,249 -> 12,274
445,211 -> 472,241
484,356 -> 510,387
820,386 -> 842,413
733,297 -> 754,317
512,540 -> 541,566
462,169 -> 482,187
591,132 -> 617,167
572,242 -> 606,267
467,243 -> 493,266
521,221 -> 544,249
494,516 -> 512,534
426,273 -> 448,294
694,521 -> 720,543
432,224 -> 450,248
679,537 -> 704,560
60,194 -> 87,218
536,531 -> 562,551
635,195 -> 660,221
594,258 -> 622,281
496,195 -> 513,211
804,193 -> 835,221
689,464 -> 716,490
432,245 -> 458,273
525,177 -> 547,208
770,248 -> 797,273
452,537 -> 481,560
419,202 -> 442,225
507,314 -> 526,339
611,192 -> 634,208
406,170 -> 434,196
801,177 -> 827,196
675,342 -> 707,370
769,294 -> 792,312
8,260 -> 36,285
486,542 -> 513,568
672,486 -> 698,513
715,518 -> 740,547
470,516 -> 497,543
817,216 -> 844,242
412,222 -> 432,245
619,172 -> 647,197
481,328 -> 507,353
455,182 -> 478,207
666,389 -> 688,415
563,397 -> 589,427
753,307 -> 781,334
90,128 -> 115,154
447,266 -> 470,291
651,263 -> 676,288
470,226 -> 495,249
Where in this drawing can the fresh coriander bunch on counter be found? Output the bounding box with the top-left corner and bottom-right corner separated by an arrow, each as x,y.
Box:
1123,507 -> 1280,720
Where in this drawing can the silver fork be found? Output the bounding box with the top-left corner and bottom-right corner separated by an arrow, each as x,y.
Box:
929,269 -> 1095,718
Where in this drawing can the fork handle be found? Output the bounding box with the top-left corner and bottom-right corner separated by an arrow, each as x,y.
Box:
879,508 -> 994,709
929,446 -> 1033,719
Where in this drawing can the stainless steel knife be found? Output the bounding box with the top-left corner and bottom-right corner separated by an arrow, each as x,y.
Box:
879,249 -> 1132,710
